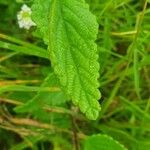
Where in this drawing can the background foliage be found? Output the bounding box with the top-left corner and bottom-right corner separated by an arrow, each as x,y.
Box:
0,0 -> 150,149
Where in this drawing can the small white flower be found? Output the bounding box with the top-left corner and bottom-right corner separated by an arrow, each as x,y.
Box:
17,4 -> 36,30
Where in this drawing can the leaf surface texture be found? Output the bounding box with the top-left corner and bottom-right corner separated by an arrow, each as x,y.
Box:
32,0 -> 101,119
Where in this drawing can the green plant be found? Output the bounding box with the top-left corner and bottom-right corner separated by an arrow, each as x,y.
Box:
84,134 -> 126,150
31,0 -> 101,120
0,0 -> 150,149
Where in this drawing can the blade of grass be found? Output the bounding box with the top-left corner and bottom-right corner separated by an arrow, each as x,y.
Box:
0,85 -> 60,94
0,33 -> 45,52
132,0 -> 148,99
0,41 -> 48,59
0,52 -> 19,62
99,0 -> 148,118
120,96 -> 150,121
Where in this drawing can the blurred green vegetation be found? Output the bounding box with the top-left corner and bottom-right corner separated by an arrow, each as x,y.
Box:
0,0 -> 150,150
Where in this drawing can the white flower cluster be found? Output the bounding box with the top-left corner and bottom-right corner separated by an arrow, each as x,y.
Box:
17,4 -> 36,30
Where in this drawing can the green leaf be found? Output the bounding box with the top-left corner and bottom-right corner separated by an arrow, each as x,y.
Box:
32,0 -> 50,44
32,0 -> 101,120
83,134 -> 127,150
